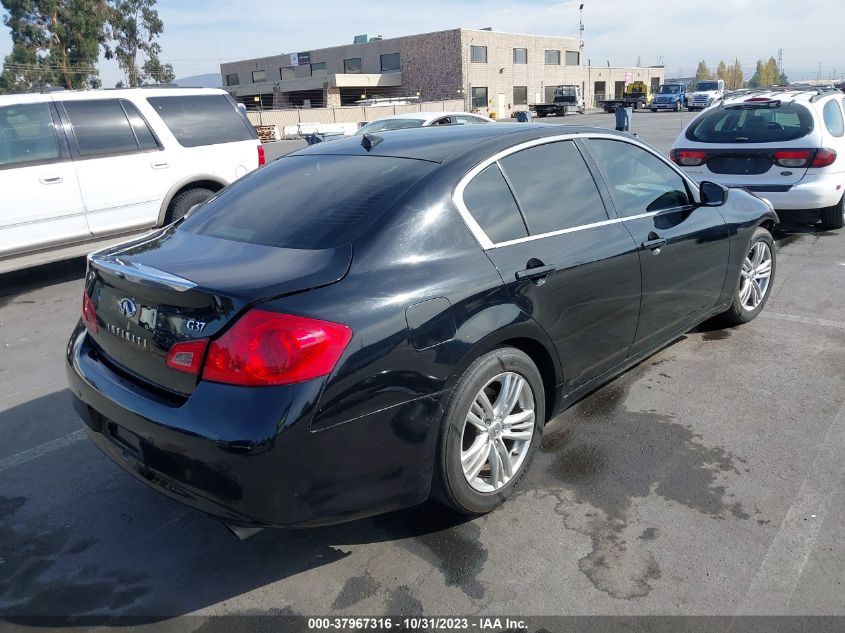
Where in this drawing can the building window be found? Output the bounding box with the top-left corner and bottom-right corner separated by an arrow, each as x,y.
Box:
311,62 -> 327,77
380,53 -> 400,72
225,73 -> 239,86
470,46 -> 487,63
513,48 -> 527,64
513,86 -> 527,105
343,57 -> 362,74
565,51 -> 580,66
251,69 -> 266,82
280,66 -> 294,81
471,86 -> 488,109
544,50 -> 560,65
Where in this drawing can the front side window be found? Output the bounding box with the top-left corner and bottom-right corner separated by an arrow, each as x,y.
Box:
499,141 -> 608,235
470,46 -> 487,63
545,50 -> 561,65
513,48 -> 527,64
343,57 -> 362,74
147,95 -> 254,147
380,53 -> 400,72
251,70 -> 266,83
0,102 -> 60,167
513,86 -> 528,106
225,73 -> 239,86
823,100 -> 844,137
585,139 -> 691,217
462,164 -> 527,243
471,87 -> 488,109
63,99 -> 139,156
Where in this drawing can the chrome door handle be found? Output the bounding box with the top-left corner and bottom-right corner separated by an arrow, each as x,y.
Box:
515,265 -> 556,281
641,237 -> 666,251
151,162 -> 169,169
39,176 -> 63,185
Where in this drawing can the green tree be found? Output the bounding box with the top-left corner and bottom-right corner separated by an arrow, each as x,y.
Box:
105,0 -> 169,86
0,0 -> 108,93
716,60 -> 728,83
695,60 -> 712,83
748,56 -> 781,88
727,60 -> 745,90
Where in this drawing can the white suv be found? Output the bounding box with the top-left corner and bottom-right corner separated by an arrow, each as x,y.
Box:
670,86 -> 845,229
0,87 -> 264,273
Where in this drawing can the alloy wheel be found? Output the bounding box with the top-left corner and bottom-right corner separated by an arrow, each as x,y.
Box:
739,241 -> 773,311
460,372 -> 536,493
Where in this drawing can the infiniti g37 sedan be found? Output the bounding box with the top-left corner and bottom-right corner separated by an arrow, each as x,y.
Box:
66,124 -> 778,531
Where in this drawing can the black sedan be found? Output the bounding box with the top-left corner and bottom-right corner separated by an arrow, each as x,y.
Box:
66,124 -> 778,531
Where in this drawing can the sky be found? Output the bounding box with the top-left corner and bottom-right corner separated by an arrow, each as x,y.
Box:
1,0 -> 843,86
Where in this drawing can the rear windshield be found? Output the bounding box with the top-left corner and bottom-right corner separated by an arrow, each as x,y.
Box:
180,155 -> 435,249
147,94 -> 255,147
685,102 -> 814,143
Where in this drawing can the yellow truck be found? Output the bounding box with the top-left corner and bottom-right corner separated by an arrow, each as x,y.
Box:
598,81 -> 653,112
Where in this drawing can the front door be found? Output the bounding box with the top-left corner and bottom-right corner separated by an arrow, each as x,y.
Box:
0,101 -> 88,258
583,138 -> 730,355
458,139 -> 641,393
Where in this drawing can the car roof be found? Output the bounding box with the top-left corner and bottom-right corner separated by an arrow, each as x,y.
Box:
0,87 -> 229,106
718,87 -> 843,108
292,123 -> 634,164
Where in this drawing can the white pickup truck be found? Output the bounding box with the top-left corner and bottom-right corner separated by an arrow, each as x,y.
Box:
687,79 -> 726,112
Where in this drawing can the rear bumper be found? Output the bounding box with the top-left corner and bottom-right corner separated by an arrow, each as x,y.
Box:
65,323 -> 441,527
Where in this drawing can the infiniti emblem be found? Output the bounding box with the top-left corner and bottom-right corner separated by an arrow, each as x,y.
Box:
118,298 -> 137,318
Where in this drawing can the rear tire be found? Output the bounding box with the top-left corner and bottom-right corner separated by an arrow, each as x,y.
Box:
820,194 -> 845,230
166,187 -> 216,224
432,348 -> 545,515
719,227 -> 776,325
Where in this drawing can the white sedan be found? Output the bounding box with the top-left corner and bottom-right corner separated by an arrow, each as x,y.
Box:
354,111 -> 494,135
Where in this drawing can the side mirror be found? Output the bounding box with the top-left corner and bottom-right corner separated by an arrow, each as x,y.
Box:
699,181 -> 728,207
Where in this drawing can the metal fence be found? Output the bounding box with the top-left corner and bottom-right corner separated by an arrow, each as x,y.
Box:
245,100 -> 465,130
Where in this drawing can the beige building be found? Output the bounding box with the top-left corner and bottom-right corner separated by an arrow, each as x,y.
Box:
220,28 -> 664,114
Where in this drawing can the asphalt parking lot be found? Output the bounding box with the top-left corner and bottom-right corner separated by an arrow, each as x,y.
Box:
1,111 -> 844,620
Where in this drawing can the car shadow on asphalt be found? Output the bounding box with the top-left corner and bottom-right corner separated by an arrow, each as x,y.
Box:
0,258 -> 87,309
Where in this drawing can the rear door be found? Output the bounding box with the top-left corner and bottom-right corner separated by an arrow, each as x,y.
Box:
457,138 -> 641,393
583,137 -> 730,356
59,97 -> 173,236
0,100 -> 88,258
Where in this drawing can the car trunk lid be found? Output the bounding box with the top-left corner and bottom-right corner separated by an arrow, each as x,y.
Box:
85,227 -> 352,396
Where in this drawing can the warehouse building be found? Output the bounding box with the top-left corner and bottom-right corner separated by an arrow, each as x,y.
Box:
220,27 -> 664,115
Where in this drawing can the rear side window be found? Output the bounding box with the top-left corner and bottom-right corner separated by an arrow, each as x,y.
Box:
585,139 -> 690,216
0,102 -> 60,167
823,100 -> 844,137
686,102 -> 814,143
64,99 -> 140,156
122,101 -> 159,150
147,95 -> 255,147
498,141 -> 608,235
181,155 -> 435,249
463,164 -> 527,243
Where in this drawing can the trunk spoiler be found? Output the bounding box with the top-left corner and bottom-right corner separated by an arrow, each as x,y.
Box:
88,252 -> 197,293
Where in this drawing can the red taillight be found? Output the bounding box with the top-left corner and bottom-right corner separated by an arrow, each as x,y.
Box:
672,149 -> 707,166
811,148 -> 837,168
202,310 -> 352,386
166,339 -> 209,375
257,144 -> 266,167
82,293 -> 98,333
773,150 -> 811,167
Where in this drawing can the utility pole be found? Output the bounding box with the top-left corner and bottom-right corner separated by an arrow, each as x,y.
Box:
579,4 -> 585,57
777,48 -> 783,77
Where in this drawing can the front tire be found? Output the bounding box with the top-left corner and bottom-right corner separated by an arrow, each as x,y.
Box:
432,348 -> 545,515
820,194 -> 845,230
720,227 -> 776,325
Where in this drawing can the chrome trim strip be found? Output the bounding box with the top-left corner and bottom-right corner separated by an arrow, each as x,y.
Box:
88,253 -> 197,292
452,132 -> 698,251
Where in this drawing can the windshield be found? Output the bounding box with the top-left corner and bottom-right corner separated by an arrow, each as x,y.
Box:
685,102 -> 814,143
181,155 -> 435,249
696,81 -> 720,92
658,85 -> 681,94
355,118 -> 425,135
